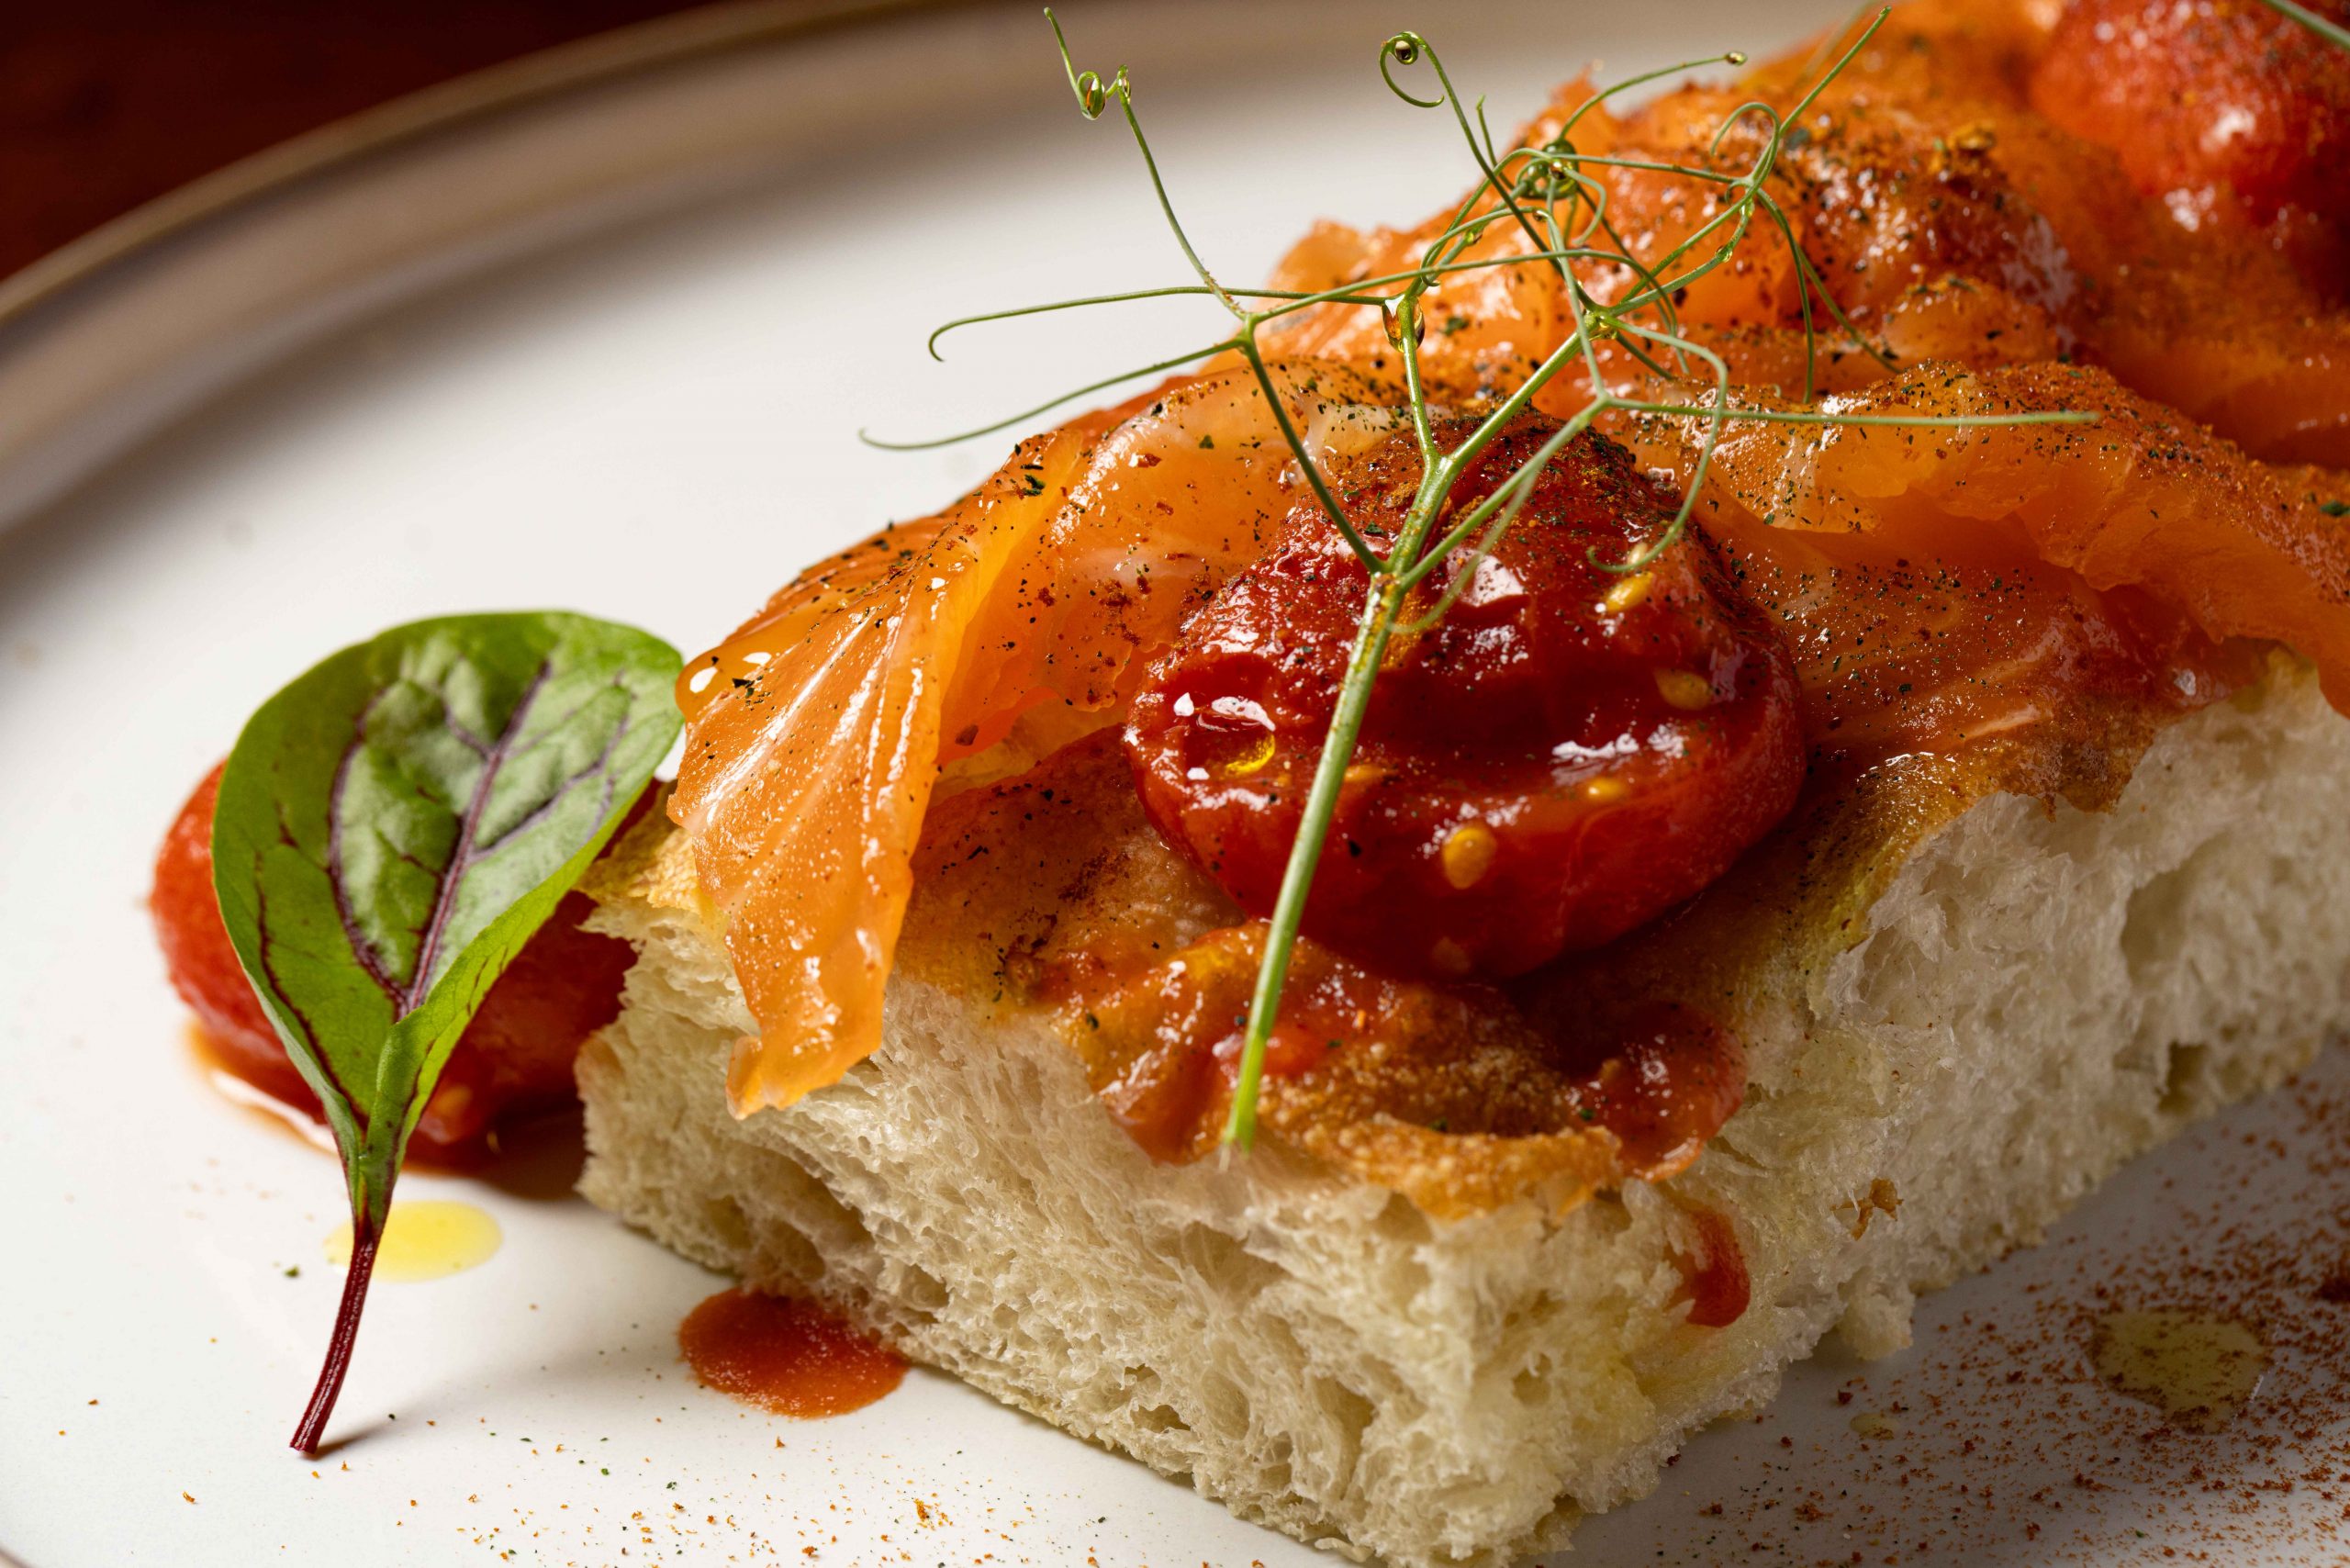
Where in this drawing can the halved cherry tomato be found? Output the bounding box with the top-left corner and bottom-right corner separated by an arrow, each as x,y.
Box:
1124,422 -> 1804,981
150,762 -> 643,1161
2030,0 -> 2350,234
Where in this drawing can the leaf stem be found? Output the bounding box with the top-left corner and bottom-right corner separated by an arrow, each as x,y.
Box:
860,340 -> 1238,451
1047,8 -> 1239,318
1608,400 -> 2100,427
290,1201 -> 382,1454
926,285 -> 1380,359
1235,338 -> 1385,570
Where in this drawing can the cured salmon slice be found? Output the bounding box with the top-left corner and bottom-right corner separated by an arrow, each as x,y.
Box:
681,355 -> 2347,1109
1653,365 -> 2350,704
1622,364 -> 2350,771
671,365 -> 1399,1109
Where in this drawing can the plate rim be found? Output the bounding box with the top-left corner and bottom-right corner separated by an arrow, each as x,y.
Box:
0,0 -> 986,341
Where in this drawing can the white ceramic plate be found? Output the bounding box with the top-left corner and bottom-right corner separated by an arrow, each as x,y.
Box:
3,2 -> 2345,1564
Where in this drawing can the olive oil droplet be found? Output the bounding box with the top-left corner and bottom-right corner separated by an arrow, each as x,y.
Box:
2091,1308 -> 2267,1429
325,1201 -> 502,1282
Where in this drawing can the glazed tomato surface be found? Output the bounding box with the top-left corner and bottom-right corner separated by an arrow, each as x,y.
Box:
1124,423 -> 1806,982
151,762 -> 641,1160
2030,0 -> 2350,236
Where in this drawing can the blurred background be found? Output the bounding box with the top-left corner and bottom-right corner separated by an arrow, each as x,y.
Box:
0,0 -> 714,282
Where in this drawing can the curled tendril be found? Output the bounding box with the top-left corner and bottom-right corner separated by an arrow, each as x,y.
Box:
1046,8 -> 1121,118
1503,147 -> 1609,231
1379,31 -> 1447,107
1709,99 -> 1783,159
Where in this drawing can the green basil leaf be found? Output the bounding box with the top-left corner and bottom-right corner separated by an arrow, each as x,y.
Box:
209,610 -> 681,1451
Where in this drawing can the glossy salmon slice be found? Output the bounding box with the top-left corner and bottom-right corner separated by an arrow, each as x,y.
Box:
1625,363 -> 2350,741
672,364 -> 1400,1110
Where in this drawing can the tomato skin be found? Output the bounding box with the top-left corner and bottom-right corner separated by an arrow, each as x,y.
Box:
150,762 -> 640,1161
152,764 -> 320,1113
1125,425 -> 1805,982
2029,0 -> 2350,235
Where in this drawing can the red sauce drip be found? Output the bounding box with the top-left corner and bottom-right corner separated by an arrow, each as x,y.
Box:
1093,940 -> 1387,1165
1674,1204 -> 1751,1330
1568,1002 -> 1746,1180
679,1288 -> 906,1417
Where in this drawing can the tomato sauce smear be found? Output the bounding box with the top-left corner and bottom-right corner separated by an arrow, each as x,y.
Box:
678,1287 -> 906,1418
150,762 -> 640,1162
1067,912 -> 1748,1216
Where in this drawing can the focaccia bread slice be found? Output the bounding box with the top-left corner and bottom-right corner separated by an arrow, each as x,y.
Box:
576,657 -> 2350,1568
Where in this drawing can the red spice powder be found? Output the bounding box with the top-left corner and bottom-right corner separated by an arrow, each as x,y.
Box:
1574,1048 -> 2350,1565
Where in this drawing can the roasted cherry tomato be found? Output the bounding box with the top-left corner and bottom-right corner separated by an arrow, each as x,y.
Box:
151,762 -> 643,1161
1124,422 -> 1804,981
2030,0 -> 2350,233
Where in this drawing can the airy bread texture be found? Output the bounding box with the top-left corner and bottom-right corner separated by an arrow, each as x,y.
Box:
576,666 -> 2350,1567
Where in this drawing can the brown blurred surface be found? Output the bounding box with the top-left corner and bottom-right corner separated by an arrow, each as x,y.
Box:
0,0 -> 714,285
